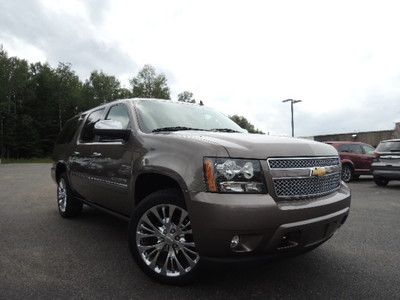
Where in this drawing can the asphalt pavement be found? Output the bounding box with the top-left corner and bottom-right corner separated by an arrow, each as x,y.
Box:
0,164 -> 399,299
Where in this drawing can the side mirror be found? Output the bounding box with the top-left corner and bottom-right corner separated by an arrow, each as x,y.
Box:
94,120 -> 130,141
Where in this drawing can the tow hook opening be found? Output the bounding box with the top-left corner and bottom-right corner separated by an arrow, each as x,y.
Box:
277,231 -> 301,250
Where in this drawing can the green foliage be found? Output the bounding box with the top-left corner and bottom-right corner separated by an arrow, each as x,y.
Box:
177,91 -> 196,103
0,46 -> 262,158
229,115 -> 264,134
130,65 -> 170,99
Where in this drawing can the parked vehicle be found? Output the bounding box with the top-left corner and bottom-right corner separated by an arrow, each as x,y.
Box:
326,141 -> 375,182
51,99 -> 351,284
372,139 -> 400,186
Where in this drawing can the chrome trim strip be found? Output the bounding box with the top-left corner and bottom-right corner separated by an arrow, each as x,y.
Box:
272,171 -> 341,180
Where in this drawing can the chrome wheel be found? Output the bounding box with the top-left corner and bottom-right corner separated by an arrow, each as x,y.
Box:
136,204 -> 199,277
341,165 -> 352,182
57,178 -> 67,212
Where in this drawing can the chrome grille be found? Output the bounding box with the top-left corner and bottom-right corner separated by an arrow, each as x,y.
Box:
268,156 -> 341,199
273,173 -> 341,199
268,157 -> 339,169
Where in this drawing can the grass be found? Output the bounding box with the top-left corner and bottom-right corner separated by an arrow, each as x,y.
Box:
0,157 -> 52,164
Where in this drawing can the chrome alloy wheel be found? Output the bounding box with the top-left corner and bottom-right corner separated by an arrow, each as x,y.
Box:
341,165 -> 352,182
136,204 -> 199,277
57,178 -> 67,212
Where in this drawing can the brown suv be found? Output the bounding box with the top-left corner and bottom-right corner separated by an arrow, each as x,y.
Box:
51,99 -> 351,284
326,141 -> 375,182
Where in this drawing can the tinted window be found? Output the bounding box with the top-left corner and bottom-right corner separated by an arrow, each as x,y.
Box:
79,109 -> 105,143
105,104 -> 130,129
338,144 -> 363,153
376,141 -> 400,152
348,144 -> 363,154
362,144 -> 375,154
56,116 -> 81,144
338,144 -> 350,152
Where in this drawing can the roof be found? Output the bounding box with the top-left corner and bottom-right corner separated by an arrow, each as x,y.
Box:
325,141 -> 369,145
380,139 -> 400,143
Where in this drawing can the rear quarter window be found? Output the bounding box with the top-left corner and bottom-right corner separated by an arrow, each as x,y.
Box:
56,116 -> 81,144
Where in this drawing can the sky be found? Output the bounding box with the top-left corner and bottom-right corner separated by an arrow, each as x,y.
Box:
1,0 -> 400,136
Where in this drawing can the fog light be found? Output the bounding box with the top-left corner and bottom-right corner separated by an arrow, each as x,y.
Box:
230,235 -> 240,249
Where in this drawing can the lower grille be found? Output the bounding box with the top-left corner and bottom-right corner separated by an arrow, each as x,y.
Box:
273,173 -> 341,199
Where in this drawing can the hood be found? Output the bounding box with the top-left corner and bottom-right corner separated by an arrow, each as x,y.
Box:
169,131 -> 338,159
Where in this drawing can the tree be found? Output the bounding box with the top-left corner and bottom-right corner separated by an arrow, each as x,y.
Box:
229,115 -> 264,134
177,91 -> 196,103
130,65 -> 170,99
84,70 -> 121,105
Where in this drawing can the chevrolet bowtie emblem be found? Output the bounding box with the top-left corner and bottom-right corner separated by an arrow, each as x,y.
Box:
311,167 -> 327,177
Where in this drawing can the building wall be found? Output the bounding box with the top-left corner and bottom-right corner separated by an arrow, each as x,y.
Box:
313,122 -> 400,147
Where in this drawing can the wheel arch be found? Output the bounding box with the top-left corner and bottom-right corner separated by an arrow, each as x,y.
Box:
55,161 -> 68,182
133,167 -> 190,208
341,159 -> 354,170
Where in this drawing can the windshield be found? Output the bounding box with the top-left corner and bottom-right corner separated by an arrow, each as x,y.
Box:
376,141 -> 400,152
133,100 -> 246,133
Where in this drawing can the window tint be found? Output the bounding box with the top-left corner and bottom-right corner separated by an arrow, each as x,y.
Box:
338,144 -> 363,154
376,141 -> 400,152
338,144 -> 350,153
348,144 -> 363,154
56,116 -> 81,144
362,145 -> 375,154
105,104 -> 130,129
79,108 -> 105,143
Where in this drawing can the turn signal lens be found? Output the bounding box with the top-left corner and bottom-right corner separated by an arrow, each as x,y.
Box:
204,158 -> 218,192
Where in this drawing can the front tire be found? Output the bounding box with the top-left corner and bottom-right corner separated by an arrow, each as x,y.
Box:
341,164 -> 353,183
374,177 -> 389,187
57,173 -> 83,218
129,189 -> 200,285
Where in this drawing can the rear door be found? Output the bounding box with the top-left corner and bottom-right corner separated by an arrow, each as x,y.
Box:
88,103 -> 134,214
360,144 -> 375,172
69,108 -> 105,201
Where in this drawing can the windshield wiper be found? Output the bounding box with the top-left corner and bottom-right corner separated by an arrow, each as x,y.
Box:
152,126 -> 207,133
211,128 -> 241,133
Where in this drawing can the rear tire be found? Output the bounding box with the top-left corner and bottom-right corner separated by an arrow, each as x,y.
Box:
373,177 -> 389,187
129,189 -> 200,285
57,173 -> 83,218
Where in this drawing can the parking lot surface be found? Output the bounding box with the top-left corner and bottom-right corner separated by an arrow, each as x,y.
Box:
0,163 -> 399,299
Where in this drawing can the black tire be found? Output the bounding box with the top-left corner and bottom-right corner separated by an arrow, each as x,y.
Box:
341,164 -> 353,183
57,173 -> 83,218
129,189 -> 200,285
373,177 -> 389,187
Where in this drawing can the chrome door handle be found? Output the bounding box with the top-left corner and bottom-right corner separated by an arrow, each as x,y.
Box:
92,152 -> 102,157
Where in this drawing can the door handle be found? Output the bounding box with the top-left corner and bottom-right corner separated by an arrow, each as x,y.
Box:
92,152 -> 102,157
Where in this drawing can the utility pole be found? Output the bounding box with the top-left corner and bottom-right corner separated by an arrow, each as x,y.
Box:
282,99 -> 302,137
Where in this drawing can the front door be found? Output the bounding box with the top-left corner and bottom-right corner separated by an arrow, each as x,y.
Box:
88,103 -> 133,214
69,108 -> 105,201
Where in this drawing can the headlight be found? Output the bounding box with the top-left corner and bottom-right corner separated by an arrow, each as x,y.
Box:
203,157 -> 267,193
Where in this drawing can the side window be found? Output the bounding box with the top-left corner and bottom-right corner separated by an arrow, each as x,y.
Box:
362,145 -> 375,154
105,104 -> 130,129
56,116 -> 81,144
79,108 -> 105,143
338,144 -> 350,153
348,144 -> 363,154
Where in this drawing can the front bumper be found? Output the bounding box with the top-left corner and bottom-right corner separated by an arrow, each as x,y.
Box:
187,184 -> 351,258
